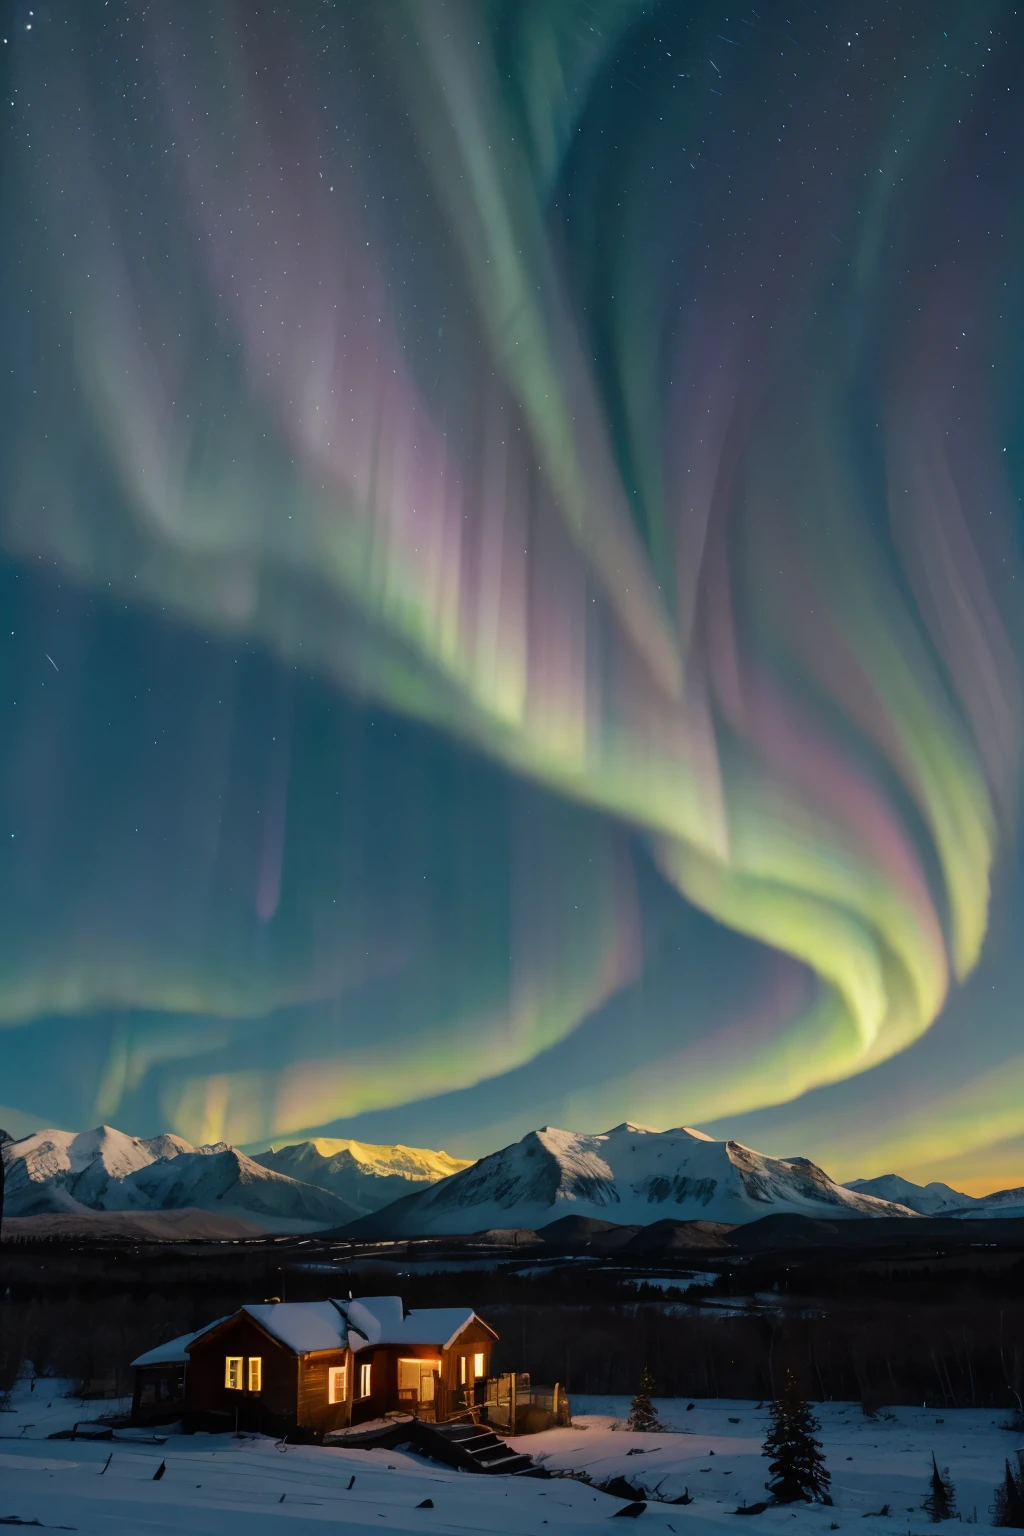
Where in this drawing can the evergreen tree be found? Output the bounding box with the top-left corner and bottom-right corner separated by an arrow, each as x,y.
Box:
992,1454 -> 1024,1528
762,1370 -> 832,1505
922,1453 -> 957,1522
627,1365 -> 664,1432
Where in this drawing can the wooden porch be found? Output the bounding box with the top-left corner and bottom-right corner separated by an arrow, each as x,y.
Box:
398,1371 -> 571,1435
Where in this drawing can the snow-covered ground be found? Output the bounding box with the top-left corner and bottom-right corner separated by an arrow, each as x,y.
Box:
0,1375 -> 1018,1533
522,1397 -> 1017,1520
0,1370 -> 133,1439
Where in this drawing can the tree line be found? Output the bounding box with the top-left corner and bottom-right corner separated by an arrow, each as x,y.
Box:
487,1300 -> 1024,1410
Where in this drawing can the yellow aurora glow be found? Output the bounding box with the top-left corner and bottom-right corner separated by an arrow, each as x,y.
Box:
0,0 -> 1021,1182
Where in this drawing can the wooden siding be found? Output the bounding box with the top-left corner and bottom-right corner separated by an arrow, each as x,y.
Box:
296,1348 -> 350,1434
175,1307 -> 500,1438
186,1315 -> 297,1433
348,1322 -> 495,1425
349,1345 -> 391,1425
349,1344 -> 446,1424
442,1318 -> 494,1393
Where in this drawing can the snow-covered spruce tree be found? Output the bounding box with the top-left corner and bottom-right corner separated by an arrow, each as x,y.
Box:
627,1365 -> 665,1432
992,1453 -> 1024,1528
922,1453 -> 957,1522
762,1370 -> 832,1505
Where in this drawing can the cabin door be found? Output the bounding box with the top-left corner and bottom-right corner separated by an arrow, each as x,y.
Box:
398,1359 -> 441,1414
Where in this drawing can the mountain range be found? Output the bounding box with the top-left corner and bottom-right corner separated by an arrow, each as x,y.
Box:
0,1126 -> 359,1232
844,1173 -> 1024,1220
847,1173 -> 1024,1210
842,1173 -> 984,1215
341,1123 -> 920,1237
2,1120 -> 1021,1237
252,1138 -> 471,1215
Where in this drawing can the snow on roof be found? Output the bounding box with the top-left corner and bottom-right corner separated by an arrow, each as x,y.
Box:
400,1307 -> 489,1350
240,1301 -> 348,1354
338,1296 -> 490,1351
342,1295 -> 403,1344
131,1323 -> 224,1368
171,1296 -> 494,1360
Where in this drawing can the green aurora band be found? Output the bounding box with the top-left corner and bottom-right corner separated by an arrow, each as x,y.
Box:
1,0 -> 1022,1176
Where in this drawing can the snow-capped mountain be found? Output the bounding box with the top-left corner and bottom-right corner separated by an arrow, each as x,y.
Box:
957,1185 -> 1024,1219
345,1123 -> 920,1237
3,1126 -> 193,1214
843,1173 -> 983,1215
842,1173 -> 1024,1218
1,1126 -> 359,1231
252,1139 -> 472,1215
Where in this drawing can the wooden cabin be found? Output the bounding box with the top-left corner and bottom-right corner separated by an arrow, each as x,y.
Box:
132,1296 -> 497,1439
130,1323 -> 217,1424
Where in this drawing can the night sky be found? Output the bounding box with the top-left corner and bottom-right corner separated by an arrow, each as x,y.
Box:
2,1 -> 1022,1192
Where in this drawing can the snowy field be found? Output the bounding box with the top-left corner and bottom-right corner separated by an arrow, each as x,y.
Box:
0,1374 -> 1019,1533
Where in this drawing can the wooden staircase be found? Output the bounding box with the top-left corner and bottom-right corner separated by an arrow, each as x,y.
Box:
408,1418 -> 536,1475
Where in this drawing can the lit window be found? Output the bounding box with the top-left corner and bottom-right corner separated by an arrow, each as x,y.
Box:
459,1355 -> 467,1386
225,1356 -> 242,1391
248,1357 -> 262,1393
328,1366 -> 347,1404
473,1353 -> 485,1380
359,1362 -> 372,1399
398,1359 -> 441,1403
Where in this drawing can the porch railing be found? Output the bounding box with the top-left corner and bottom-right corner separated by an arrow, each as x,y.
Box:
434,1373 -> 571,1433
392,1372 -> 571,1433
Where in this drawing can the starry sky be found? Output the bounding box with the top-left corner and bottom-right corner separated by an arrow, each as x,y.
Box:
1,0 -> 1022,1192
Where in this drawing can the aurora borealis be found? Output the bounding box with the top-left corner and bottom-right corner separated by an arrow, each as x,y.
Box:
2,0 -> 1023,1191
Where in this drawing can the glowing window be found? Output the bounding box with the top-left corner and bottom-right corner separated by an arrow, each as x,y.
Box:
224,1356 -> 242,1391
359,1362 -> 372,1399
328,1366 -> 347,1404
459,1355 -> 467,1386
398,1359 -> 440,1403
473,1353 -> 485,1380
248,1357 -> 262,1393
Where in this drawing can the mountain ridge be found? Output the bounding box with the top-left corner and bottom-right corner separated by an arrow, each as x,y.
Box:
341,1123 -> 922,1238
7,1121 -> 1021,1237
1,1126 -> 359,1231
842,1172 -> 1024,1217
252,1138 -> 471,1215
842,1173 -> 983,1215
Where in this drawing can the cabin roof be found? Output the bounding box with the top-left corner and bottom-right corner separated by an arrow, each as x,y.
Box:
177,1296 -> 496,1360
241,1300 -> 348,1354
182,1300 -> 347,1357
340,1297 -> 495,1351
131,1322 -> 227,1368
